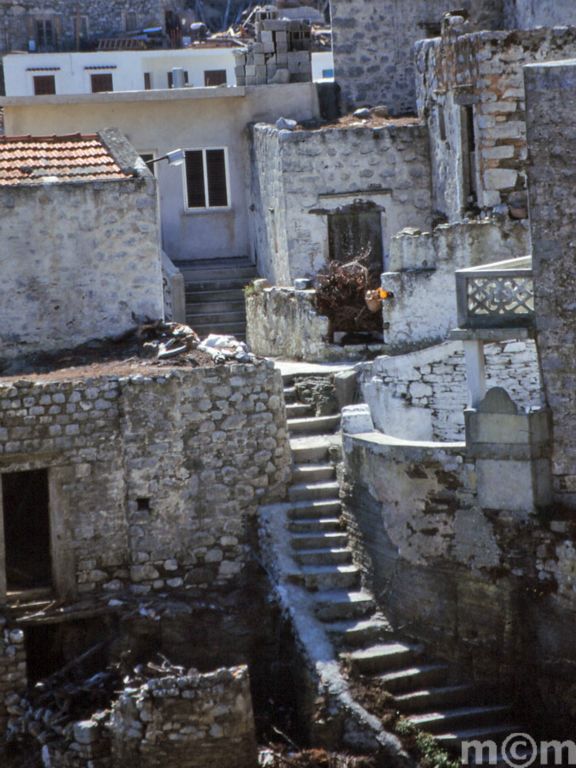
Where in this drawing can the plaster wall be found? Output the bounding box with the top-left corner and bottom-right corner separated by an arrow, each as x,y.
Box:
503,0 -> 576,29
382,218 -> 530,352
250,120 -> 432,284
1,84 -> 320,264
0,173 -> 163,360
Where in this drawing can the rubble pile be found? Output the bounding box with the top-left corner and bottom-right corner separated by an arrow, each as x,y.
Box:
258,747 -> 377,767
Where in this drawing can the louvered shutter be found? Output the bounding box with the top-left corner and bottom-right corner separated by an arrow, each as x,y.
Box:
185,150 -> 206,208
206,149 -> 228,207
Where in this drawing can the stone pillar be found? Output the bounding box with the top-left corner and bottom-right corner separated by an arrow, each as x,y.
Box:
525,61 -> 576,505
465,387 -> 552,515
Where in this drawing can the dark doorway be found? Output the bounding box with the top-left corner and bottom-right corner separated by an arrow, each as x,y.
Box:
328,208 -> 384,281
2,469 -> 52,592
461,105 -> 478,208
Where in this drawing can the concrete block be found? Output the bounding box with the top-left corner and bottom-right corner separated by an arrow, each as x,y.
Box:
342,404 -> 374,435
253,53 -> 265,66
245,64 -> 256,76
335,370 -> 358,410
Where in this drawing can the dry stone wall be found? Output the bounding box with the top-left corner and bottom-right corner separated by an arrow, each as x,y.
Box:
250,121 -> 432,284
0,362 -> 290,599
360,339 -> 543,441
0,176 -> 163,361
330,0 -> 505,115
416,25 -> 576,221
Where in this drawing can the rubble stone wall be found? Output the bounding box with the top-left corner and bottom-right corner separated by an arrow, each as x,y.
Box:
525,61 -> 576,505
0,177 -> 163,361
343,431 -> 576,733
250,121 -> 432,284
0,363 -> 290,599
416,26 -> 576,221
330,0 -> 505,115
360,339 -> 543,441
382,218 -> 530,352
110,665 -> 257,768
503,0 -> 576,29
0,0 -> 185,54
0,626 -> 26,748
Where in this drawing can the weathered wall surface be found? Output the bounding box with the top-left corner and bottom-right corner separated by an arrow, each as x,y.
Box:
343,430 -> 576,732
525,61 -> 576,506
0,0 -> 184,54
0,363 -> 290,599
504,0 -> 576,29
110,666 -> 257,768
330,0 -> 505,115
382,218 -> 530,352
360,339 -> 542,441
0,176 -> 163,361
250,121 -> 432,284
416,26 -> 576,221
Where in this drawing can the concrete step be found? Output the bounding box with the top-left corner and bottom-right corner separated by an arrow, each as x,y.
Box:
185,310 -> 246,325
314,589 -> 376,622
435,723 -> 524,752
190,322 -> 246,338
288,517 -> 342,534
286,403 -> 315,419
292,464 -> 336,483
184,278 -> 253,293
294,563 -> 360,591
184,288 -> 245,302
290,530 -> 348,550
409,705 -> 513,736
293,547 -> 353,566
347,642 -> 424,675
287,499 -> 342,521
288,415 -> 341,436
185,298 -> 245,315
290,439 -> 333,464
376,663 -> 450,694
288,481 -> 340,502
325,616 -> 392,648
395,684 -> 480,714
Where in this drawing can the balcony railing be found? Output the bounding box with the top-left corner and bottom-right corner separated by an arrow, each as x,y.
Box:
455,256 -> 534,329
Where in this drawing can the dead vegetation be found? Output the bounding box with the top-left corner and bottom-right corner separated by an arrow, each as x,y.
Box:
314,256 -> 382,340
259,746 -> 377,767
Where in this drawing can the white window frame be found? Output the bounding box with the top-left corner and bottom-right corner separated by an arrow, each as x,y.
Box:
182,147 -> 231,213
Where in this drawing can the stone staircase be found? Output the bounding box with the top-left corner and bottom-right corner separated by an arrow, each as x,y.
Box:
259,374 -> 524,761
175,256 -> 258,339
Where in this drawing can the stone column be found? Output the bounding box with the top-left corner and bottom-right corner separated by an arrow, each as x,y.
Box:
525,61 -> 576,505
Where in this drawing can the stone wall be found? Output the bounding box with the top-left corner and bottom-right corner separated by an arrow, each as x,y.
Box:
503,0 -> 576,29
0,0 -> 185,54
525,61 -> 576,506
0,625 -> 26,747
360,339 -> 543,441
342,428 -> 576,733
250,120 -> 432,284
416,25 -> 576,221
110,665 -> 257,768
382,218 -> 530,352
330,0 -> 505,115
0,362 -> 290,600
0,170 -> 163,361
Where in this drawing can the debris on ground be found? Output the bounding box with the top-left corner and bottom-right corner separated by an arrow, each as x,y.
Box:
198,333 -> 255,363
259,746 -> 377,767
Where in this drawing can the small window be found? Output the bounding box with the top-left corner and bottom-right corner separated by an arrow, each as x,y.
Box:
36,19 -> 54,49
144,72 -> 152,90
167,70 -> 189,88
74,15 -> 89,42
91,73 -> 113,93
33,75 -> 56,95
184,148 -> 229,209
125,11 -> 138,31
204,69 -> 227,87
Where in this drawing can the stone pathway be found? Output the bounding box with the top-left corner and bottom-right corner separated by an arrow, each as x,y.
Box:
259,370 -> 524,763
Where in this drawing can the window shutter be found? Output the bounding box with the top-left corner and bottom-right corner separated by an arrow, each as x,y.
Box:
206,149 -> 228,207
185,150 -> 206,208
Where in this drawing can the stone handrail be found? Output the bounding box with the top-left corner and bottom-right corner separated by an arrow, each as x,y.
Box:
455,255 -> 534,329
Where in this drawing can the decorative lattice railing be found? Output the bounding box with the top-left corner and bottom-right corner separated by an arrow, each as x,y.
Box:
455,256 -> 534,329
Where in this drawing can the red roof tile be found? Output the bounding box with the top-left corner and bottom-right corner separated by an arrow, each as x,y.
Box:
0,133 -> 132,186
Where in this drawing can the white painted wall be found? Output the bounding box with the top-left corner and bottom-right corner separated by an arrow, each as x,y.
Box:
3,48 -> 239,96
312,51 -> 334,81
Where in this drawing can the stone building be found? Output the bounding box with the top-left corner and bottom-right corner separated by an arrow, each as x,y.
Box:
0,0 -> 186,54
0,129 -> 164,362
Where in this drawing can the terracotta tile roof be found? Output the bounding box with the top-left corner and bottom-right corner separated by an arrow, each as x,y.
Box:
0,133 -> 133,186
